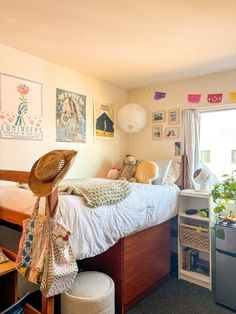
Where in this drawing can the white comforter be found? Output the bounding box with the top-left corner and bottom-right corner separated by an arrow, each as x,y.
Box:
0,180 -> 179,259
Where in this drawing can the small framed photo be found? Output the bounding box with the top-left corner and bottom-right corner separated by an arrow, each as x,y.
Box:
152,125 -> 163,140
164,127 -> 180,139
168,108 -> 180,125
152,111 -> 166,123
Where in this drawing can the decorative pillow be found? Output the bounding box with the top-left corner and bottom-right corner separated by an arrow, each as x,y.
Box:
135,161 -> 159,184
163,162 -> 181,185
151,159 -> 172,185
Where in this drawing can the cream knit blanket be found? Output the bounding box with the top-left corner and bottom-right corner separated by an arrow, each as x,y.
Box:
58,179 -> 131,208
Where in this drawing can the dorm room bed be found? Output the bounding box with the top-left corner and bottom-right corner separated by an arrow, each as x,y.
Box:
0,169 -> 179,314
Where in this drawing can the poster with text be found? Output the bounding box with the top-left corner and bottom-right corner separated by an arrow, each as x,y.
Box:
94,99 -> 114,140
0,73 -> 43,140
56,88 -> 86,143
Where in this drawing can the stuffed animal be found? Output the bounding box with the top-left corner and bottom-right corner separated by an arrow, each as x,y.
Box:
106,166 -> 120,180
118,155 -> 138,182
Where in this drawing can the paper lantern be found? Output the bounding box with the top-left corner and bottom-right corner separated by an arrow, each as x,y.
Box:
117,103 -> 147,133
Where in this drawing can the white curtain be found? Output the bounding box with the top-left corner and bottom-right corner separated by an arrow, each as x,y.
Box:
181,109 -> 201,189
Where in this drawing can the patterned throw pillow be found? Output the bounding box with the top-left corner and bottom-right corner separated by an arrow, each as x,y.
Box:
163,162 -> 181,185
151,159 -> 172,185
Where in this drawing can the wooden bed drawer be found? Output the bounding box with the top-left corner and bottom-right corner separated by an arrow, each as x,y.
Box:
123,221 -> 171,309
123,265 -> 169,308
123,247 -> 170,281
123,221 -> 170,261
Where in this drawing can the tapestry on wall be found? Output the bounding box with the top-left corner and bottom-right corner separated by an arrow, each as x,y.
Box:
94,99 -> 114,140
0,73 -> 43,140
56,88 -> 86,143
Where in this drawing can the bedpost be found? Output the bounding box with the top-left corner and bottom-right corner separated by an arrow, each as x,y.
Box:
40,188 -> 58,314
41,295 -> 54,314
46,188 -> 58,217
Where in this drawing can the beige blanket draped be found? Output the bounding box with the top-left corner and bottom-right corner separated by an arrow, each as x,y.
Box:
58,179 -> 131,208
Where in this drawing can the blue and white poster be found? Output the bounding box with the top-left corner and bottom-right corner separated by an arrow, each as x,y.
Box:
56,88 -> 86,143
94,99 -> 114,141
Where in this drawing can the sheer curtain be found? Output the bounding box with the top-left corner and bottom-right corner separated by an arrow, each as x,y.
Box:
181,109 -> 201,189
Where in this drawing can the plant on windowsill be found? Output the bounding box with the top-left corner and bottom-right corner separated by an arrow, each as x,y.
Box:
211,170 -> 236,214
211,170 -> 236,239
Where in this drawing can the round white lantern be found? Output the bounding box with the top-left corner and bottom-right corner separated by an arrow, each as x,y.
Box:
117,103 -> 147,133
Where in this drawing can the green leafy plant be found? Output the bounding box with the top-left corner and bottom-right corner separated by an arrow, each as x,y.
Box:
211,170 -> 236,214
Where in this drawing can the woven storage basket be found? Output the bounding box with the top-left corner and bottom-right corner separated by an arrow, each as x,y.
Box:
179,223 -> 209,251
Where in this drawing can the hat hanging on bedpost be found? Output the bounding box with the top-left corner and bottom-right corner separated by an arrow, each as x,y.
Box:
28,150 -> 77,197
117,103 -> 147,133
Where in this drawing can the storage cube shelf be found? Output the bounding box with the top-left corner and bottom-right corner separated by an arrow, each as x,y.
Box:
178,190 -> 214,291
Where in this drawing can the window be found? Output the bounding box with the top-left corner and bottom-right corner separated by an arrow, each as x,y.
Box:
201,150 -> 211,163
232,150 -> 236,164
200,109 -> 236,180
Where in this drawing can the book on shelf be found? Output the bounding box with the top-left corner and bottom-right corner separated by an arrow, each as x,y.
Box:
182,248 -> 209,275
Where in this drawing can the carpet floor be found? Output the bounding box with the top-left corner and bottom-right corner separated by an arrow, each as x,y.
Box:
127,275 -> 235,314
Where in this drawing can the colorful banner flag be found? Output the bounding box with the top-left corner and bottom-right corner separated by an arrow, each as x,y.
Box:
154,92 -> 166,100
207,93 -> 223,103
187,94 -> 201,103
229,92 -> 236,103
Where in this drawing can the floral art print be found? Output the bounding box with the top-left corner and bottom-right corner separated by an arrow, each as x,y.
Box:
0,73 -> 43,140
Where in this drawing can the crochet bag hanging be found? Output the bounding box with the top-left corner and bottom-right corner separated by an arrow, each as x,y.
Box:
40,199 -> 78,297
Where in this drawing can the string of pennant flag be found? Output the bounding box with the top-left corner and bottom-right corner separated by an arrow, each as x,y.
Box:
154,91 -> 236,104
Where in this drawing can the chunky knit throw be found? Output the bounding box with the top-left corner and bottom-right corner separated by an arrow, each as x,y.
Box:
58,179 -> 131,208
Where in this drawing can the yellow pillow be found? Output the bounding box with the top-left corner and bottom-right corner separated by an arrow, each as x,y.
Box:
135,161 -> 159,184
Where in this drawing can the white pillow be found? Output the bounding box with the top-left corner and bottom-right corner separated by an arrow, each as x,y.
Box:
151,159 -> 172,185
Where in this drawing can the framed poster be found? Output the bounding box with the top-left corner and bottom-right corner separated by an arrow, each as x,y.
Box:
165,127 -> 180,139
152,110 -> 166,123
175,141 -> 181,156
168,108 -> 180,125
0,73 -> 43,140
152,125 -> 163,140
56,88 -> 86,143
94,99 -> 114,140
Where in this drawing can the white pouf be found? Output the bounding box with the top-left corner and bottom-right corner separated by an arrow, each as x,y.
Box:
61,271 -> 115,314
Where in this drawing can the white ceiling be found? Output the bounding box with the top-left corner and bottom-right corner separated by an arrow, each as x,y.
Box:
0,0 -> 236,89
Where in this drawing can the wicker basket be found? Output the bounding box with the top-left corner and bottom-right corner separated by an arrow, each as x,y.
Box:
179,223 -> 209,251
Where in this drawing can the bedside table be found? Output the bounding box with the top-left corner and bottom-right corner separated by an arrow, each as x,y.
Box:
178,189 -> 214,290
0,259 -> 18,312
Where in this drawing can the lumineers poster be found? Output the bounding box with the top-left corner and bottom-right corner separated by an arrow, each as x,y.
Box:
56,88 -> 86,143
94,99 -> 114,140
0,73 -> 43,140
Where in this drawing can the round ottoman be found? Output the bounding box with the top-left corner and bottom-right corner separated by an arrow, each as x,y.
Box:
61,271 -> 115,314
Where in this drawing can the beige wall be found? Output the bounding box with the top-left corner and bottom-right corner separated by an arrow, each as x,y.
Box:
127,70 -> 236,160
0,44 -> 235,176
0,44 -> 128,178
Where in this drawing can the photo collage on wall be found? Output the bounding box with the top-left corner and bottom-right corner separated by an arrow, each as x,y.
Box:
0,72 -> 118,144
152,108 -> 180,141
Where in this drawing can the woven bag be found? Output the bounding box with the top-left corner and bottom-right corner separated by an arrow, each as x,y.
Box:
16,198 -> 47,284
40,200 -> 78,297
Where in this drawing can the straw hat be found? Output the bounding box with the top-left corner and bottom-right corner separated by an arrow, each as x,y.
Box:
28,150 -> 77,197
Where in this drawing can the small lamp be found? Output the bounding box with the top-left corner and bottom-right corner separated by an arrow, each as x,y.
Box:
193,168 -> 210,191
117,103 -> 147,133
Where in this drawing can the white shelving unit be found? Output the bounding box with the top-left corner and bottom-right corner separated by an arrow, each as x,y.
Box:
178,189 -> 215,290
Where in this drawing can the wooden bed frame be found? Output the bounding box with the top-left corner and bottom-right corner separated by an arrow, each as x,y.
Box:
0,169 -> 171,314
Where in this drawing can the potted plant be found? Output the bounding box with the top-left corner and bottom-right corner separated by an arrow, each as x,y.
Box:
211,170 -> 236,217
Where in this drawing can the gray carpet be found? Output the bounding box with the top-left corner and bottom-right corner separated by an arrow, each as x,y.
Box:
127,276 -> 235,314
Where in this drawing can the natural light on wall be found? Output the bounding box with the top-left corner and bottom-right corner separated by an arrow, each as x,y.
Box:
200,108 -> 236,180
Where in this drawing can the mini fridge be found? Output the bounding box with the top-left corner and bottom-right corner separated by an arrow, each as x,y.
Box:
215,221 -> 236,311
